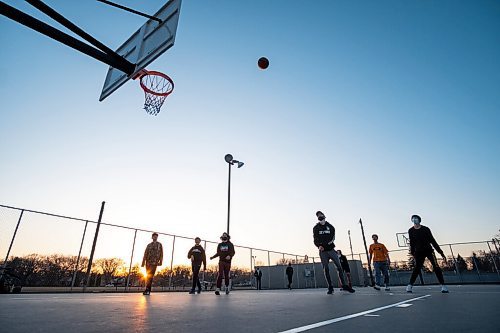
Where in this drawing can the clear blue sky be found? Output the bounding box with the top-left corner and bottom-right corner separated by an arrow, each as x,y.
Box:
1,0 -> 499,261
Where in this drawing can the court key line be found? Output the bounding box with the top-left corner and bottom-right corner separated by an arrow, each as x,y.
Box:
277,294 -> 431,333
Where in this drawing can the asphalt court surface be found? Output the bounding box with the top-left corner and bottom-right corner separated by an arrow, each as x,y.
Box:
1,285 -> 499,332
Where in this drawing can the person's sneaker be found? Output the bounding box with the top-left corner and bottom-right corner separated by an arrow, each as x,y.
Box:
188,289 -> 195,294
215,289 -> 220,295
327,287 -> 334,295
441,285 -> 449,293
406,285 -> 413,293
385,285 -> 390,291
142,290 -> 150,295
344,287 -> 355,293
373,285 -> 381,291
197,289 -> 202,294
225,288 -> 230,295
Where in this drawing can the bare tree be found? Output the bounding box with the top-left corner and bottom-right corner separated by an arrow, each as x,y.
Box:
94,258 -> 125,285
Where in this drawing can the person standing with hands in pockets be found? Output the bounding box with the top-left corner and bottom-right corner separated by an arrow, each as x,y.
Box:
187,237 -> 206,294
210,232 -> 235,295
286,263 -> 294,290
313,211 -> 355,294
369,234 -> 391,291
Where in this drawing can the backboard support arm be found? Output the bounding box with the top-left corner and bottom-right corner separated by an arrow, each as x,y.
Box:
97,0 -> 162,23
25,0 -> 132,73
0,1 -> 135,75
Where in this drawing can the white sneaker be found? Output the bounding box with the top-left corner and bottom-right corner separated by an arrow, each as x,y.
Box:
406,285 -> 413,293
441,285 -> 449,293
385,285 -> 390,291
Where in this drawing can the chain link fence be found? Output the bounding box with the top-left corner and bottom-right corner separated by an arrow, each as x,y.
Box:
1,204 -> 499,292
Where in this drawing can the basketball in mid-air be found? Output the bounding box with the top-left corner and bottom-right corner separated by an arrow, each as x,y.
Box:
258,57 -> 269,69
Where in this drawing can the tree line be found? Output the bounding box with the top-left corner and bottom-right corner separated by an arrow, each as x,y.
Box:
2,254 -> 254,288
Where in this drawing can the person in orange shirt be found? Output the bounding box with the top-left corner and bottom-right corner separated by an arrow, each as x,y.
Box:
369,234 -> 390,291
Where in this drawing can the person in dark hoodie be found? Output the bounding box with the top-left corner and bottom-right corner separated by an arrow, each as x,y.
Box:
286,263 -> 294,290
337,250 -> 352,290
406,215 -> 449,293
313,211 -> 355,294
210,232 -> 235,295
187,237 -> 206,294
254,267 -> 263,290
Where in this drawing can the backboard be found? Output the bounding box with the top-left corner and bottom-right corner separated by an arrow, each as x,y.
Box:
396,232 -> 410,247
99,0 -> 182,101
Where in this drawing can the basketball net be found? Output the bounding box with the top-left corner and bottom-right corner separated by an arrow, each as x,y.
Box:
138,70 -> 174,116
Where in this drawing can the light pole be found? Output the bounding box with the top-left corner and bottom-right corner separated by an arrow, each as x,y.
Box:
224,154 -> 244,235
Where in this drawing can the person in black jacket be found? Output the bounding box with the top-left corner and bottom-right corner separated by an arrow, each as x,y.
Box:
406,215 -> 449,293
337,250 -> 352,289
187,237 -> 206,294
254,267 -> 263,290
210,232 -> 235,295
313,211 -> 355,294
285,263 -> 294,290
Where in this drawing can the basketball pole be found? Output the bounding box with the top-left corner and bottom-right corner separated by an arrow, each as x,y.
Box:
84,201 -> 106,291
359,218 -> 375,287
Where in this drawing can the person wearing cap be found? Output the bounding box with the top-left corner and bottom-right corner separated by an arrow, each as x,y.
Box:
187,237 -> 206,294
142,232 -> 163,295
369,234 -> 391,291
406,215 -> 449,293
210,232 -> 235,295
313,211 -> 355,294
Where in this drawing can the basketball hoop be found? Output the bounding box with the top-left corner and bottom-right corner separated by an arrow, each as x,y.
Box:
138,70 -> 174,116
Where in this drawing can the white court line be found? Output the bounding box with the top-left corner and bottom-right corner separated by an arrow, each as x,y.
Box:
396,303 -> 412,308
363,314 -> 380,317
277,295 -> 431,333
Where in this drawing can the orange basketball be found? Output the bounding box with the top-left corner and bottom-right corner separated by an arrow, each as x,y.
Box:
258,57 -> 269,69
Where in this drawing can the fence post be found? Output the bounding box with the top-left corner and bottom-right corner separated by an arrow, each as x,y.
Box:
202,240 -> 207,284
312,257 -> 317,288
267,251 -> 271,289
169,235 -> 176,290
282,253 -> 286,288
295,255 -> 299,289
71,220 -> 88,291
250,248 -> 253,271
1,209 -> 24,271
449,244 -> 463,283
84,201 -> 106,290
125,229 -> 138,292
